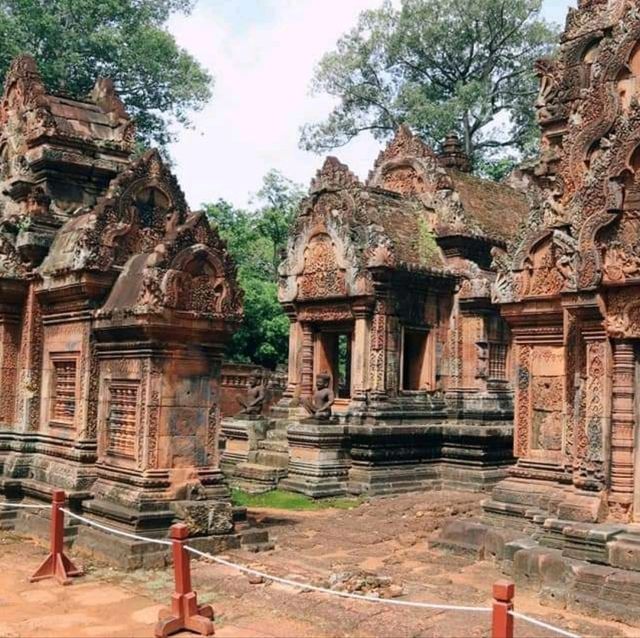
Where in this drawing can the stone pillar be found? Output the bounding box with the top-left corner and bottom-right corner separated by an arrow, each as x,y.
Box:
610,340 -> 635,513
351,306 -> 371,402
0,318 -> 21,427
283,318 -> 302,401
300,322 -> 314,399
16,283 -> 42,433
369,298 -> 388,400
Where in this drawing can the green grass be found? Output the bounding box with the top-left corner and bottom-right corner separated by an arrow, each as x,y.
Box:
231,488 -> 362,511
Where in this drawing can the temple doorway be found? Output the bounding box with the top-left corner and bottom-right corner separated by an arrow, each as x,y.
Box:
314,327 -> 353,400
401,327 -> 432,391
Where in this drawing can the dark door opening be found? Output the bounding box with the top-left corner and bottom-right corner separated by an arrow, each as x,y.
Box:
315,330 -> 353,399
402,328 -> 429,391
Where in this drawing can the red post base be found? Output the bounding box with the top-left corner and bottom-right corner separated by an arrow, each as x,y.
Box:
31,551 -> 84,586
30,490 -> 83,586
155,524 -> 214,638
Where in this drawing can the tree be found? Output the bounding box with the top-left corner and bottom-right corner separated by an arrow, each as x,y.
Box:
253,170 -> 305,279
205,171 -> 305,369
301,0 -> 559,169
0,0 -> 213,149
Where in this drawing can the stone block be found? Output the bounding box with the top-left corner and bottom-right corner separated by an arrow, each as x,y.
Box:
171,500 -> 234,536
434,519 -> 489,558
608,532 -> 640,572
280,422 -> 350,498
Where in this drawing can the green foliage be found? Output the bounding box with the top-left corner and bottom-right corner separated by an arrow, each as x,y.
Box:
301,0 -> 559,167
416,215 -> 439,264
475,157 -> 519,182
231,489 -> 362,511
205,171 -> 305,369
0,0 -> 213,149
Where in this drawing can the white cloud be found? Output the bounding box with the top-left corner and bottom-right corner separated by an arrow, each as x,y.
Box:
168,0 -> 576,210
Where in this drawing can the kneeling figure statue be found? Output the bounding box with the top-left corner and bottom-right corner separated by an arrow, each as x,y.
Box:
237,372 -> 265,417
303,373 -> 335,422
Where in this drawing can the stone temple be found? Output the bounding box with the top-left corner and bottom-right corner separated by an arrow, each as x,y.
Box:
0,56 -> 271,567
222,126 -> 528,497
439,0 -> 640,624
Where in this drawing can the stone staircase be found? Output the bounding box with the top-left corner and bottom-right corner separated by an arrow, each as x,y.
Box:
231,417 -> 290,493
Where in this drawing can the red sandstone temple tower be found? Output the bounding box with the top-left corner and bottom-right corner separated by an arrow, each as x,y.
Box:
438,1 -> 640,624
224,126 -> 528,497
0,56 -> 250,565
484,0 -> 640,528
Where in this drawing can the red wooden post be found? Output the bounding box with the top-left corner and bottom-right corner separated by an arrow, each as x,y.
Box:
492,580 -> 515,638
30,490 -> 83,585
155,523 -> 214,638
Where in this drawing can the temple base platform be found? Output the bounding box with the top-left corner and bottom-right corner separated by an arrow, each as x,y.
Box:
436,477 -> 640,626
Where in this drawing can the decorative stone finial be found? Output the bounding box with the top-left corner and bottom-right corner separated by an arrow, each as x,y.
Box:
438,133 -> 471,173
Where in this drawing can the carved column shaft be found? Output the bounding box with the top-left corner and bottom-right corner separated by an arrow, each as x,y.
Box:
610,340 -> 635,509
369,298 -> 388,399
16,283 -> 42,432
300,322 -> 314,399
0,319 -> 20,426
283,318 -> 302,400
351,308 -> 371,401
514,343 -> 532,458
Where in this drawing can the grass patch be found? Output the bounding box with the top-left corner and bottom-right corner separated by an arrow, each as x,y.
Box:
231,488 -> 362,511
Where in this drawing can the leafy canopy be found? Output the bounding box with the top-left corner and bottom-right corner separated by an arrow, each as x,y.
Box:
205,171 -> 304,369
0,0 -> 213,149
301,0 -> 559,171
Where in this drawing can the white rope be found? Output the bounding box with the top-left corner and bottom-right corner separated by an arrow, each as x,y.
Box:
185,546 -> 491,613
61,508 -> 172,547
46,504 -> 583,638
0,502 -> 52,510
510,611 -> 581,638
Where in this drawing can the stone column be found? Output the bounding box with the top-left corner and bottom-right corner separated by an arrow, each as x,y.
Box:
283,318 -> 302,401
610,340 -> 635,512
351,305 -> 371,402
300,322 -> 314,399
16,283 -> 42,433
369,298 -> 388,400
0,319 -> 20,427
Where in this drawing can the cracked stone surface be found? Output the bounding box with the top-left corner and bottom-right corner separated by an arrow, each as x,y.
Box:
0,491 -> 635,637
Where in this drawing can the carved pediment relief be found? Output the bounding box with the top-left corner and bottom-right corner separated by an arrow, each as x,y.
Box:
379,165 -> 427,197
600,211 -> 640,283
512,228 -> 577,299
66,150 -> 189,273
297,232 -> 347,300
605,287 -> 640,338
160,246 -> 229,315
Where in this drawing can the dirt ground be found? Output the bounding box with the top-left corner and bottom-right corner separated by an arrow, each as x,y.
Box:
0,491 -> 637,638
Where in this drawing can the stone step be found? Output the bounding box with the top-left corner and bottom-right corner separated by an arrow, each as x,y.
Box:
231,461 -> 288,494
258,439 -> 289,453
252,451 -> 288,468
238,528 -> 273,550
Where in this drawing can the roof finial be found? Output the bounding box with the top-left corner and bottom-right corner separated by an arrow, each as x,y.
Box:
438,133 -> 471,173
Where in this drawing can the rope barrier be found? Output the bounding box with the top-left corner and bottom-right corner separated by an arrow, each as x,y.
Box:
0,502 -> 52,510
1,495 -> 584,638
186,545 -> 492,613
510,611 -> 581,638
61,508 -> 172,547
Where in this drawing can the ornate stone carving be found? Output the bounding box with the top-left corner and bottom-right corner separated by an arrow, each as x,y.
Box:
297,233 -> 347,300
515,345 -> 532,457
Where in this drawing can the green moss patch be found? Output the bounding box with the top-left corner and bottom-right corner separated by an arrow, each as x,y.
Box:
231,489 -> 362,511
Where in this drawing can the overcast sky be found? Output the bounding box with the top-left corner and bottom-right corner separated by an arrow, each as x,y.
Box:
167,0 -> 576,210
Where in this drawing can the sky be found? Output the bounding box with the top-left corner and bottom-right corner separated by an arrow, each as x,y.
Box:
168,0 -> 577,210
